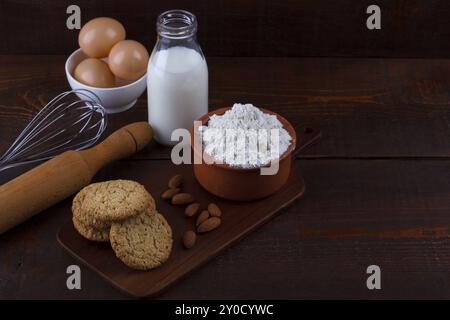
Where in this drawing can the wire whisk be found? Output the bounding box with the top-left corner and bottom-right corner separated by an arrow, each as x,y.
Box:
0,89 -> 107,172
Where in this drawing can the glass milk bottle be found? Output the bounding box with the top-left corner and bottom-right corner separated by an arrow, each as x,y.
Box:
147,10 -> 208,145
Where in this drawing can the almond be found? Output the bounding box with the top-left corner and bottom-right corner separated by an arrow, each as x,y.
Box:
183,230 -> 196,249
208,203 -> 222,217
172,193 -> 194,205
185,202 -> 200,217
161,188 -> 180,200
168,174 -> 183,188
196,210 -> 210,226
197,217 -> 221,233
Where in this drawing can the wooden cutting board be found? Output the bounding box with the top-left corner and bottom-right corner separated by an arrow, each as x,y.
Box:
57,162 -> 305,298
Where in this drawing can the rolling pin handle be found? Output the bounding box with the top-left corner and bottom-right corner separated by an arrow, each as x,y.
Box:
79,122 -> 153,174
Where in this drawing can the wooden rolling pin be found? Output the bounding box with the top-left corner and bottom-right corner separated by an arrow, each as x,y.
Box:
0,122 -> 153,235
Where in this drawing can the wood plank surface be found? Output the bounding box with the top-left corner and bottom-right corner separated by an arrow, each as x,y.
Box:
1,159 -> 450,299
1,0 -> 450,58
1,56 -> 450,159
0,55 -> 449,299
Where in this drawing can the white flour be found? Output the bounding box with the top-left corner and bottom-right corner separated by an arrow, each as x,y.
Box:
199,103 -> 292,168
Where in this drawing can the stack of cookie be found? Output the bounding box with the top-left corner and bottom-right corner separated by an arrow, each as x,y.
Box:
72,180 -> 173,270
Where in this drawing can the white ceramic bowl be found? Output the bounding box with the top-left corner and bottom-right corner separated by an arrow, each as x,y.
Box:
65,49 -> 147,114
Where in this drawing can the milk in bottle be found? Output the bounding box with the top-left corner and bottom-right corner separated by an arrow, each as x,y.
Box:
147,10 -> 208,146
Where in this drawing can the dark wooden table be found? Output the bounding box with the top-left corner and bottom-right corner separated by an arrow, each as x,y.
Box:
1,55 -> 450,299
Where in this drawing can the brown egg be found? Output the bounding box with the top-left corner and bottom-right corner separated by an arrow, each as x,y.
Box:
73,58 -> 115,88
78,17 -> 126,58
108,40 -> 149,81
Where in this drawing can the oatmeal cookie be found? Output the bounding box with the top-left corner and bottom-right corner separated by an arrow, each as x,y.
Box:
72,216 -> 110,242
110,210 -> 173,270
77,180 -> 155,223
72,184 -> 111,229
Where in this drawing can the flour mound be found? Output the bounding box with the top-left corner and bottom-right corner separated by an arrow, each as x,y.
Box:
199,103 -> 292,168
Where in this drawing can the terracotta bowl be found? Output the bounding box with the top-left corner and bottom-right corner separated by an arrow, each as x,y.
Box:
190,107 -> 297,201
